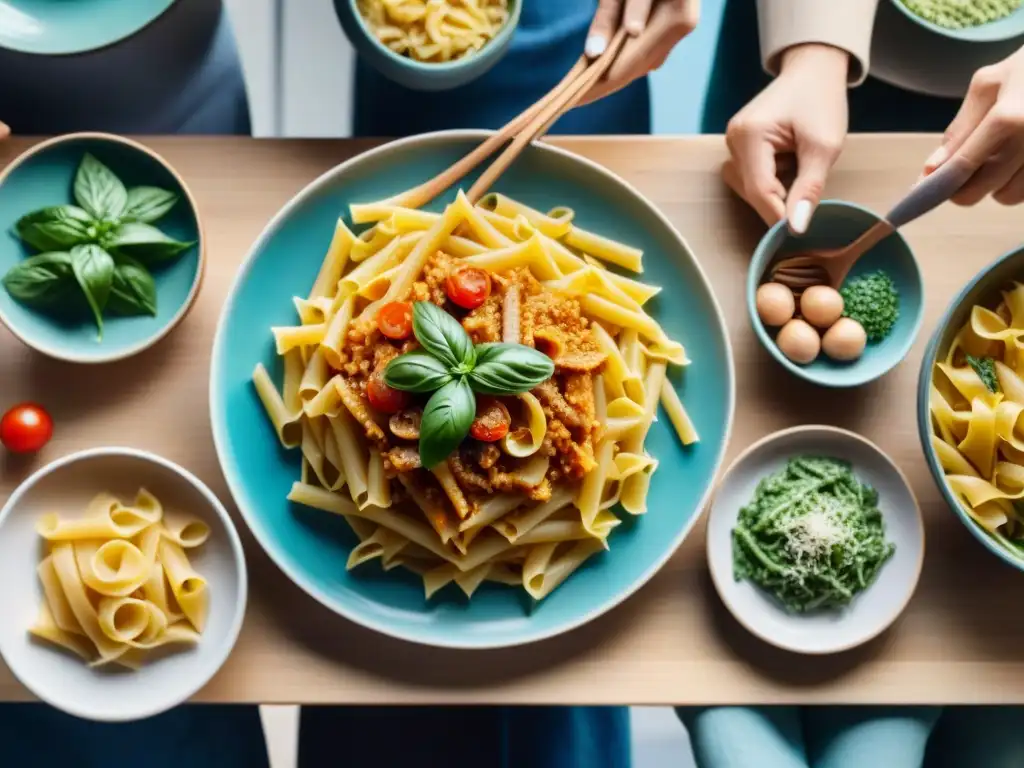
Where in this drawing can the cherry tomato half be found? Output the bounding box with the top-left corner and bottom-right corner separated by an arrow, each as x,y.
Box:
366,371 -> 410,415
0,403 -> 53,454
470,398 -> 511,442
377,301 -> 414,340
445,266 -> 491,310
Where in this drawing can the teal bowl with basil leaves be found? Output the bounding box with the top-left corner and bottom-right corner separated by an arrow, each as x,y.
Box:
211,130 -> 735,649
0,133 -> 203,364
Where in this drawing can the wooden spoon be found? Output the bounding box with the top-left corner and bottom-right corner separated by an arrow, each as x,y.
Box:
771,156 -> 976,290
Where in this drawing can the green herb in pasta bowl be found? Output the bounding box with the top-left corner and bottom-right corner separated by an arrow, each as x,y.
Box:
707,425 -> 924,654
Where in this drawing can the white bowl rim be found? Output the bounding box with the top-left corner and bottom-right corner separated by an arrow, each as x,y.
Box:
0,446 -> 248,721
706,424 -> 925,655
209,128 -> 737,649
0,132 -> 206,365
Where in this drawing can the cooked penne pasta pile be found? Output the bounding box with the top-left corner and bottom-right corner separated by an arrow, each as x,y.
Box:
254,189 -> 697,601
357,0 -> 509,63
30,490 -> 210,668
930,281 -> 1024,548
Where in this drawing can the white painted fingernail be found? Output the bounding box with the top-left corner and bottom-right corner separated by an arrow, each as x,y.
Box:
585,35 -> 607,58
790,199 -> 813,234
924,145 -> 948,170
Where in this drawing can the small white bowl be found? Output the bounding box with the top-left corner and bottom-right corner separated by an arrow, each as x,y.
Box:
0,448 -> 247,721
707,426 -> 924,655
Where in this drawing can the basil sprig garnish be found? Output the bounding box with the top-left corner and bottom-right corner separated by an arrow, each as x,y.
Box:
384,301 -> 554,468
1,153 -> 196,339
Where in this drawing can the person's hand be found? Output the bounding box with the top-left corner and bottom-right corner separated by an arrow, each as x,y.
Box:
579,0 -> 699,105
724,43 -> 849,233
0,122 -> 8,140
922,47 -> 1024,206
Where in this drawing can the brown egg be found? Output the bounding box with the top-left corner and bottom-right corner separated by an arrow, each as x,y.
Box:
800,285 -> 844,328
756,282 -> 796,327
777,319 -> 821,365
822,317 -> 867,361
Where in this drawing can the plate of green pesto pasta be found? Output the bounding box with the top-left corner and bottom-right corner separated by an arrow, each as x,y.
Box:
707,425 -> 924,655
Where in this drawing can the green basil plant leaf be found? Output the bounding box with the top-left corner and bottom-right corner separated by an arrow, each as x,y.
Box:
74,154 -> 127,221
419,377 -> 476,469
2,252 -> 75,307
104,221 -> 195,264
384,351 -> 453,393
412,301 -> 475,372
15,205 -> 95,252
123,186 -> 179,223
108,255 -> 157,317
71,244 -> 115,337
468,343 -> 555,396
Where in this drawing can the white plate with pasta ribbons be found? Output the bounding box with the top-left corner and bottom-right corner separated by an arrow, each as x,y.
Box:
0,448 -> 247,722
211,130 -> 734,648
707,426 -> 925,655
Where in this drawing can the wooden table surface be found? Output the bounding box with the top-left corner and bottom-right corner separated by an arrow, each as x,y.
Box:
1,135 -> 1022,706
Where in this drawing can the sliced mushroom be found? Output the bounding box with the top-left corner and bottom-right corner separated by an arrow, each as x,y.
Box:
388,407 -> 422,441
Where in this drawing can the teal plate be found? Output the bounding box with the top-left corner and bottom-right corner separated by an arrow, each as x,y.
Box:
0,134 -> 203,363
211,131 -> 735,648
0,0 -> 176,55
748,200 -> 925,388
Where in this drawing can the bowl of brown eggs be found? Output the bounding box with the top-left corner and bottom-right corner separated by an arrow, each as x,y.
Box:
747,200 -> 924,388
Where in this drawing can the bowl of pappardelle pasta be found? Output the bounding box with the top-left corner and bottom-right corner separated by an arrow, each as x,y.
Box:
334,0 -> 521,91
211,129 -> 734,649
0,447 -> 247,722
919,243 -> 1024,570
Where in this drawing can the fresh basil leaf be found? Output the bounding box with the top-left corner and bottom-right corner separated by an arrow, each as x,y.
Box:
2,252 -> 74,307
384,351 -> 453,393
108,255 -> 157,317
70,244 -> 115,338
15,205 -> 95,252
419,377 -> 475,469
104,221 -> 195,264
74,153 -> 128,221
468,343 -> 555,395
123,186 -> 179,223
412,301 -> 475,371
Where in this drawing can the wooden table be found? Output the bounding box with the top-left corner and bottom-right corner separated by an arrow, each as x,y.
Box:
1,135 -> 1022,706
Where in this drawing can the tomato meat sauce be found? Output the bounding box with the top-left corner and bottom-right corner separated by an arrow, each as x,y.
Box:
470,398 -> 510,442
445,266 -> 491,310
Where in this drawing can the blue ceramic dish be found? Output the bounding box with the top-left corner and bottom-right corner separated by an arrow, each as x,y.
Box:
211,130 -> 735,648
918,243 -> 1024,570
748,200 -> 924,388
333,0 -> 521,91
0,133 -> 203,364
888,0 -> 1024,43
0,0 -> 176,55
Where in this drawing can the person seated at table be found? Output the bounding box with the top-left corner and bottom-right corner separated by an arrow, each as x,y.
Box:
711,0 -> 1024,235
0,1 -> 690,766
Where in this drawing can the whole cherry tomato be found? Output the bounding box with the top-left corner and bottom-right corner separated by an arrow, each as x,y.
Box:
445,266 -> 491,310
366,372 -> 410,414
470,398 -> 510,442
0,403 -> 53,454
377,301 -> 414,340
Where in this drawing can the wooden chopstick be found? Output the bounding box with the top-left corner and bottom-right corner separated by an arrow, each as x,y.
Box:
466,28 -> 629,204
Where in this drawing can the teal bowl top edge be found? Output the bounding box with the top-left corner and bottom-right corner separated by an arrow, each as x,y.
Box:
340,0 -> 522,73
209,128 -> 737,649
0,132 -> 205,364
916,241 -> 1024,571
887,0 -> 1024,42
747,199 -> 925,389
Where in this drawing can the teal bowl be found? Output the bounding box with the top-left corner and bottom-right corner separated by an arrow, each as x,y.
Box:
211,130 -> 735,648
0,0 -> 176,55
748,200 -> 924,388
888,0 -> 1024,42
333,0 -> 521,91
918,243 -> 1024,570
0,133 -> 203,363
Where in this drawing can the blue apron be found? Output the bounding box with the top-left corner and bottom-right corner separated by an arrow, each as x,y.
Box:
0,0 -> 249,135
354,0 -> 651,136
